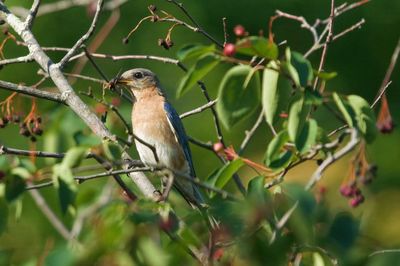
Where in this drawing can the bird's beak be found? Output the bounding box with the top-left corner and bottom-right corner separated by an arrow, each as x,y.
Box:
115,77 -> 130,85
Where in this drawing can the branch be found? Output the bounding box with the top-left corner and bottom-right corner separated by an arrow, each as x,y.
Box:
0,2 -> 114,140
372,38 -> 400,106
0,80 -> 64,103
57,0 -> 104,68
312,0 -> 335,91
28,181 -> 76,242
180,99 -> 217,119
25,0 -> 41,29
238,111 -> 264,155
0,54 -> 33,67
305,128 -> 360,190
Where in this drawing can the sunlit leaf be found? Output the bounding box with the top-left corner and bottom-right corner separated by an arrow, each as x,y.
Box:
262,60 -> 280,125
61,147 -> 88,169
347,95 -> 377,143
304,87 -> 323,106
332,93 -> 353,127
177,54 -> 219,97
177,43 -> 216,61
212,158 -> 245,196
236,36 -> 278,59
314,70 -> 337,80
296,119 -> 318,154
247,176 -> 271,203
103,141 -> 123,161
217,65 -> 261,129
288,97 -> 311,143
265,130 -> 293,170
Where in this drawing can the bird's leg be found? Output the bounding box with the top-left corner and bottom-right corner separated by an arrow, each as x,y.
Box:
158,173 -> 174,202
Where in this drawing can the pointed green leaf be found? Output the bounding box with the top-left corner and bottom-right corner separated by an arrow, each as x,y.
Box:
332,92 -> 353,127
103,141 -> 123,161
288,97 -> 311,143
291,51 -> 313,87
177,54 -> 219,97
262,60 -> 280,125
265,130 -> 293,170
61,147 -> 88,169
295,119 -> 318,154
282,48 -> 300,87
212,159 -> 244,197
347,95 -> 377,143
314,70 -> 337,81
304,87 -> 323,106
217,65 -> 261,129
236,36 -> 278,59
5,175 -> 25,202
247,176 -> 271,203
177,43 -> 216,61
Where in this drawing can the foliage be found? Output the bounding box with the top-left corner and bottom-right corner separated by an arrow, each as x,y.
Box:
0,0 -> 399,265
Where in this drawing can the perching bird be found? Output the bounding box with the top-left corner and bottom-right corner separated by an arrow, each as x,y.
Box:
115,68 -> 204,208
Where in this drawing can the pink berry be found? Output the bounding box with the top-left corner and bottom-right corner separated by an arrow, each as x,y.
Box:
223,43 -> 236,57
233,25 -> 246,37
213,142 -> 224,153
340,185 -> 353,197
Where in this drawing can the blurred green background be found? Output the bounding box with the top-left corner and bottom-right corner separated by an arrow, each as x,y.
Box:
0,0 -> 399,265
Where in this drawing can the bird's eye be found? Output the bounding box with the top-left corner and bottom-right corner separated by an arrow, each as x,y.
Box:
134,72 -> 143,79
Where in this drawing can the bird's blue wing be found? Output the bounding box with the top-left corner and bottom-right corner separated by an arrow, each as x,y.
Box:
163,101 -> 196,177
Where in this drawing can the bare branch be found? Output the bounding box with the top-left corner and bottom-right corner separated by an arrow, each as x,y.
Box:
305,128 -> 360,190
238,111 -> 264,155
0,80 -> 64,103
25,0 -> 41,29
0,54 -> 33,66
57,0 -> 104,69
180,99 -> 217,119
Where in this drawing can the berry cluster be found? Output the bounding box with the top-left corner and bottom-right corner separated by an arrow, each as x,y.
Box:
339,164 -> 377,208
19,116 -> 43,142
223,24 -> 249,57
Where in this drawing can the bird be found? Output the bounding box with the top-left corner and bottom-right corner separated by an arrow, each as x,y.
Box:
115,68 -> 204,208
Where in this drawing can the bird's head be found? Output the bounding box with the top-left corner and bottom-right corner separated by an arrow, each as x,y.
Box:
115,68 -> 160,91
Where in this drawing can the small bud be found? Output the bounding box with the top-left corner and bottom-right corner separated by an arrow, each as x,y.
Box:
349,194 -> 364,208
148,4 -> 157,12
122,37 -> 129,44
111,97 -> 121,107
2,116 -> 9,124
212,248 -> 224,261
223,43 -> 236,57
233,24 -> 246,37
30,136 -> 37,142
213,142 -> 224,154
165,39 -> 174,48
36,116 -> 42,123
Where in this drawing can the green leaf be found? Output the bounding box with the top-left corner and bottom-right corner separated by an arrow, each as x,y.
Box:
73,131 -> 102,146
58,178 -> 77,214
11,167 -> 31,179
262,60 -> 280,125
282,48 -> 300,87
176,54 -> 219,97
347,95 -> 377,143
288,97 -> 311,143
61,147 -> 88,169
247,176 -> 271,203
0,199 -> 8,235
314,70 -> 337,81
290,52 -> 313,87
332,92 -> 354,127
5,175 -> 25,202
265,130 -> 293,170
211,159 -> 244,197
304,87 -> 323,106
177,43 -> 215,61
217,65 -> 261,129
295,119 -> 318,154
103,141 -> 123,161
236,36 -> 278,59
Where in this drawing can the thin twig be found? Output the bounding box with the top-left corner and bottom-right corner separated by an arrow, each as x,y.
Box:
313,0 -> 335,91
372,38 -> 400,107
305,128 -> 360,190
180,99 -> 217,119
57,0 -> 104,69
238,111 -> 264,155
0,80 -> 64,103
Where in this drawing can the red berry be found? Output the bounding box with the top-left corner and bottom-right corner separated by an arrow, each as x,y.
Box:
340,185 -> 353,197
223,43 -> 236,57
233,24 -> 246,37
